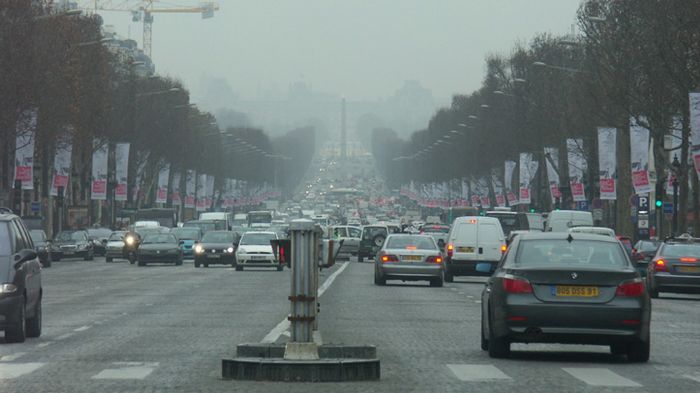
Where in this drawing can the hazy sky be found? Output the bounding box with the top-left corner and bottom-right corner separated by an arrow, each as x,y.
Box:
95,0 -> 582,104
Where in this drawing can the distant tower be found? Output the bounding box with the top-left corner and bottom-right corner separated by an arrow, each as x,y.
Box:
340,98 -> 347,159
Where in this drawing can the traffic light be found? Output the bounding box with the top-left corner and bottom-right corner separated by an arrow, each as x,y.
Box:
655,181 -> 665,209
529,208 -> 536,213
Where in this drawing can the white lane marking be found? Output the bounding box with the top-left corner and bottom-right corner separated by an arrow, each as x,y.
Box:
563,368 -> 642,387
447,364 -> 511,381
466,295 -> 474,298
74,325 -> 91,332
0,352 -> 26,362
458,292 -> 465,295
475,300 -> 481,304
55,333 -> 74,340
684,374 -> 700,383
261,262 -> 350,343
91,362 -> 159,380
281,331 -> 291,337
0,363 -> 45,379
36,342 -> 53,348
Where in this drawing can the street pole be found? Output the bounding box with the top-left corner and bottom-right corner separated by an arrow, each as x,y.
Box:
673,177 -> 679,235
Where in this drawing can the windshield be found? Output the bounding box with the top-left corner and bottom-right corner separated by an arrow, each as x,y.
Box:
639,241 -> 660,252
171,228 -> 201,240
142,234 -> 177,244
0,223 -> 10,256
659,244 -> 700,258
87,228 -> 112,237
386,236 -> 437,250
514,240 -> 629,268
29,230 -> 45,242
56,231 -> 85,242
240,233 -> 276,246
201,232 -> 234,243
108,233 -> 125,241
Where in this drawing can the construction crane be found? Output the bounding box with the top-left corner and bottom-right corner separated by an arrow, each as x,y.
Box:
78,1 -> 219,58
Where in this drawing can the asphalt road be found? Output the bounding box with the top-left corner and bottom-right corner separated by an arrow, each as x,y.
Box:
1,256 -> 699,392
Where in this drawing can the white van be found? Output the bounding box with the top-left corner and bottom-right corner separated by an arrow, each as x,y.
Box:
545,210 -> 594,232
199,212 -> 232,230
233,213 -> 247,227
445,216 -> 506,281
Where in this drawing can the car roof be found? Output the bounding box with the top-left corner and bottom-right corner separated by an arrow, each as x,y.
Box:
0,213 -> 18,222
517,232 -> 621,243
243,231 -> 275,235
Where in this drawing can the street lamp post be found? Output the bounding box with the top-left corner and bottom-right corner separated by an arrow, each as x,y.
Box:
672,155 -> 681,235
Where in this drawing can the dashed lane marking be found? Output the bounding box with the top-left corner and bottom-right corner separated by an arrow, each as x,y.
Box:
563,368 -> 642,387
447,364 -> 511,381
36,342 -> 53,348
55,333 -> 74,340
0,363 -> 45,379
91,362 -> 159,380
684,374 -> 700,383
0,352 -> 26,362
74,325 -> 91,332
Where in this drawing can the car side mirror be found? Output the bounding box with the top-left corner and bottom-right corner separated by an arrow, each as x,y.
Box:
14,249 -> 38,268
475,263 -> 493,274
179,240 -> 184,246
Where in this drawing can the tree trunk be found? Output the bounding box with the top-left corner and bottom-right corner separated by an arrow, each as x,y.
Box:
617,121 -> 633,236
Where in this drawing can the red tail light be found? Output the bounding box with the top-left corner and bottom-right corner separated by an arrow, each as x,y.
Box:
426,255 -> 443,263
446,243 -> 454,258
502,276 -> 533,294
680,257 -> 698,263
381,254 -> 399,263
654,259 -> 667,272
616,279 -> 645,297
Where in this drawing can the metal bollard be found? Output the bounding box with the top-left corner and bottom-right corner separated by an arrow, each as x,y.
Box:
287,219 -> 321,356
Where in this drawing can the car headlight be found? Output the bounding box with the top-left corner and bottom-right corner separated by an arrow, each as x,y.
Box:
194,244 -> 204,254
0,284 -> 18,294
125,236 -> 135,245
227,247 -> 234,253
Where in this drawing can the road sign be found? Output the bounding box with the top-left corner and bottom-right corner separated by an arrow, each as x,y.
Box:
30,201 -> 40,213
577,201 -> 589,211
593,208 -> 604,221
663,202 -> 674,214
638,195 -> 649,212
638,218 -> 649,229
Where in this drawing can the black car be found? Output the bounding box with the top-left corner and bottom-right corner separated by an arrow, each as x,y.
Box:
358,225 -> 389,262
29,229 -> 51,267
124,227 -> 169,264
136,233 -> 183,266
0,213 -> 43,343
87,227 -> 112,256
53,230 -> 94,261
194,230 -> 238,268
646,235 -> 700,298
480,232 -> 650,362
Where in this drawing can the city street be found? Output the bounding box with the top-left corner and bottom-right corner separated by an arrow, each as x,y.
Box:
1,258 -> 699,392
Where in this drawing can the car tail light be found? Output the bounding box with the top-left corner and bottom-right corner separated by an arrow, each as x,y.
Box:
654,259 -> 667,272
616,279 -> 645,297
426,255 -> 443,263
381,254 -> 399,263
446,243 -> 454,258
680,257 -> 698,263
502,276 -> 533,294
501,244 -> 507,253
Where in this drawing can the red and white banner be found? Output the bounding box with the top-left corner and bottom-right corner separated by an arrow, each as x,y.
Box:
630,118 -> 651,195
567,138 -> 587,202
505,160 -> 518,206
597,127 -> 617,200
14,108 -> 37,190
91,140 -> 108,200
519,153 -> 538,205
491,168 -> 505,207
185,170 -> 196,208
171,172 -> 182,206
690,93 -> 700,179
114,143 -> 130,201
544,147 -> 561,203
155,164 -> 170,204
50,134 -> 72,196
196,173 -> 207,211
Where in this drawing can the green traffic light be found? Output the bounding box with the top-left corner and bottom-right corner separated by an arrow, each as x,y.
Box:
655,200 -> 663,208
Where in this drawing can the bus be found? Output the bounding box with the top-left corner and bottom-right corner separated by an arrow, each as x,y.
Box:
441,206 -> 479,225
134,208 -> 178,228
247,210 -> 273,228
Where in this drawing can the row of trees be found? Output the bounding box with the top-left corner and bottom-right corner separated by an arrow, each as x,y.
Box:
373,0 -> 700,236
1,2 -> 312,228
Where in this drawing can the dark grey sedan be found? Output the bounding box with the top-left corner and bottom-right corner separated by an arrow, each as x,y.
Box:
480,232 -> 650,362
194,230 -> 238,268
374,234 -> 445,287
646,235 -> 700,297
136,233 -> 183,266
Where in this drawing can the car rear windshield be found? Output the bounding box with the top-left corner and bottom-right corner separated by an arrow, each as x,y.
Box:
142,234 -> 176,244
202,232 -> 234,243
171,228 -> 201,240
108,233 -> 124,241
57,231 -> 84,241
386,236 -> 436,250
638,241 -> 660,252
422,226 -> 449,233
514,239 -> 628,268
659,243 -> 700,257
240,233 -> 276,245
362,227 -> 387,239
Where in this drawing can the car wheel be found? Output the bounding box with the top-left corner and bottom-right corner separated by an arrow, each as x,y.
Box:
648,278 -> 659,298
488,311 -> 510,358
610,343 -> 626,356
128,252 -> 136,264
374,269 -> 386,286
277,265 -> 284,271
235,266 -> 243,271
137,259 -> 145,267
106,257 -> 113,262
445,270 -> 454,283
26,298 -> 42,338
626,339 -> 650,362
43,259 -> 51,268
176,258 -> 183,266
358,253 -> 364,263
194,260 -> 200,268
204,263 -> 209,268
5,299 -> 26,343
430,273 -> 444,287
480,308 -> 489,351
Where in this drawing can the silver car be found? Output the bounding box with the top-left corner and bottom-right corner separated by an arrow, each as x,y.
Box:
374,234 -> 445,287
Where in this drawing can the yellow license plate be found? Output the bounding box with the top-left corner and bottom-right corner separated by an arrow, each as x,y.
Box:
555,286 -> 599,297
401,255 -> 422,261
457,247 -> 474,253
678,266 -> 700,273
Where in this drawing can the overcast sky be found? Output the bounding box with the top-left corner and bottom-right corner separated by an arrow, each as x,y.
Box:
95,0 -> 582,103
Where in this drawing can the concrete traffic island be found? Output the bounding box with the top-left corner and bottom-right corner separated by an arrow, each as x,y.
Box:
221,220 -> 380,382
222,343 -> 380,382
